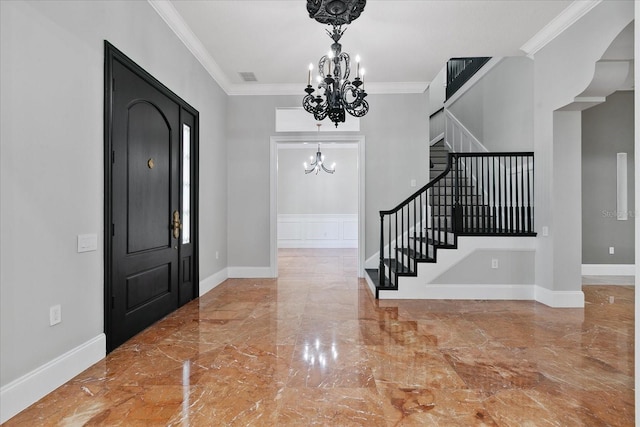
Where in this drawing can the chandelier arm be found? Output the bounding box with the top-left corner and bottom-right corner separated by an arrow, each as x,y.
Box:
318,55 -> 328,79
321,164 -> 335,174
338,52 -> 350,80
344,98 -> 369,118
303,94 -> 317,113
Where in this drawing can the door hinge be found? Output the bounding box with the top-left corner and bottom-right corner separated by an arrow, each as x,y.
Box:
111,223 -> 115,236
111,150 -> 115,164
112,78 -> 115,91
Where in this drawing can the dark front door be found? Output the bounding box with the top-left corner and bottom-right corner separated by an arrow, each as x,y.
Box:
105,42 -> 198,352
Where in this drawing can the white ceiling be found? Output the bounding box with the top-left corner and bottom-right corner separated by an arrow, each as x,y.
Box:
151,0 -> 584,95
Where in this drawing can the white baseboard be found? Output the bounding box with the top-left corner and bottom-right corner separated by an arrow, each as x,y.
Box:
199,268 -> 228,296
375,283 -> 584,308
278,240 -> 357,249
378,283 -> 535,300
0,334 -> 106,424
227,266 -> 275,278
534,286 -> 585,308
364,253 -> 379,269
581,264 -> 636,276
363,271 -> 377,296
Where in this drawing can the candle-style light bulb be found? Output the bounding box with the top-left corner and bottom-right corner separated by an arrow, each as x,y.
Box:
308,63 -> 313,86
361,68 -> 366,89
355,55 -> 361,78
327,51 -> 334,75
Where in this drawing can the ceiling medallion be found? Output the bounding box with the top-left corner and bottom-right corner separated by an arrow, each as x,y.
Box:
307,0 -> 367,26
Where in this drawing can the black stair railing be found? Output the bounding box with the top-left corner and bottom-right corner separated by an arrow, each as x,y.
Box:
453,153 -> 535,235
446,57 -> 491,100
379,152 -> 535,290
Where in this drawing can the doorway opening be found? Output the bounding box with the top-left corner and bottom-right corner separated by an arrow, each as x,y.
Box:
270,135 -> 365,278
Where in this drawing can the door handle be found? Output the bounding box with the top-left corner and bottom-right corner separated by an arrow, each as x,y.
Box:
171,210 -> 182,239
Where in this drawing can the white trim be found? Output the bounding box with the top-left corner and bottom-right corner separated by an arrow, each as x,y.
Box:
0,334 -> 106,424
199,268 -> 228,296
227,267 -> 275,278
376,284 -> 584,308
363,272 -> 377,296
379,284 -> 535,300
581,264 -> 636,276
534,286 -> 585,308
520,0 -> 603,58
271,135 -> 366,278
365,253 -> 379,269
443,57 -> 503,107
444,109 -> 489,153
617,152 -> 628,220
430,132 -> 445,146
229,81 -> 429,96
147,0 -> 231,93
278,214 -> 358,249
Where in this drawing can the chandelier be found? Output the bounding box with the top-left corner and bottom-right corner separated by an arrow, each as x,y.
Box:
303,0 -> 369,128
304,123 -> 335,175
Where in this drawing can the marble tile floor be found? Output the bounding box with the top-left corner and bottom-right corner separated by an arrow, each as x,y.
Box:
4,248 -> 635,426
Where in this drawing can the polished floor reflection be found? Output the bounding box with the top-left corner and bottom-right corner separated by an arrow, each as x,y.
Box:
5,249 -> 634,426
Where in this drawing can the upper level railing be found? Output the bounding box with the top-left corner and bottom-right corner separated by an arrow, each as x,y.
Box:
378,151 -> 534,289
446,57 -> 491,100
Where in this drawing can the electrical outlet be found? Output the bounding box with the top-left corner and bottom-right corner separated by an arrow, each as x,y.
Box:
50,305 -> 61,326
491,258 -> 499,269
609,247 -> 615,255
542,226 -> 549,237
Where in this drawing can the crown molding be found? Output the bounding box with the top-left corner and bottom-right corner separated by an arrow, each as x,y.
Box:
520,0 -> 602,58
227,81 -> 430,96
147,0 -> 232,94
148,0 -> 428,97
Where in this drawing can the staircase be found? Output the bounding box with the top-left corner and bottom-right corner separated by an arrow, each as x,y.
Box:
364,57 -> 536,299
430,139 -> 449,180
366,151 -> 535,298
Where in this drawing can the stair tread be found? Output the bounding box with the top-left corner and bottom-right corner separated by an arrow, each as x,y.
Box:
383,258 -> 414,275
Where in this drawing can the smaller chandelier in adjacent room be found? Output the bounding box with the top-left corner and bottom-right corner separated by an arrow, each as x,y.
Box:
303,0 -> 369,128
304,123 -> 336,175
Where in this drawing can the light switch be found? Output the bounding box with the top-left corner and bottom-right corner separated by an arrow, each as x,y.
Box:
77,234 -> 98,253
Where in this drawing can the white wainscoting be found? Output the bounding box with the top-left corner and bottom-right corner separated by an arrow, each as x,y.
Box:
278,214 -> 358,248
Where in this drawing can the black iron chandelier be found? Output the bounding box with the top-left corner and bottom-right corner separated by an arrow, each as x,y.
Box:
303,0 -> 369,128
304,123 -> 335,175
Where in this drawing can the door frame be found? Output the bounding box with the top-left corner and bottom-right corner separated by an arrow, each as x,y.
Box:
270,135 -> 366,277
103,41 -> 199,351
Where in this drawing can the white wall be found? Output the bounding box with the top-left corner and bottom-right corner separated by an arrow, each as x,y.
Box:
277,145 -> 359,248
0,0 -> 228,416
428,66 -> 446,116
278,146 -> 358,214
532,1 -> 633,299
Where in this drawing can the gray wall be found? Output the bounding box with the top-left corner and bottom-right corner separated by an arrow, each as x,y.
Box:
278,147 -> 358,215
432,250 -> 535,284
0,0 -> 228,387
582,91 -> 635,264
532,1 -> 633,294
227,93 -> 429,267
448,57 -> 534,152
